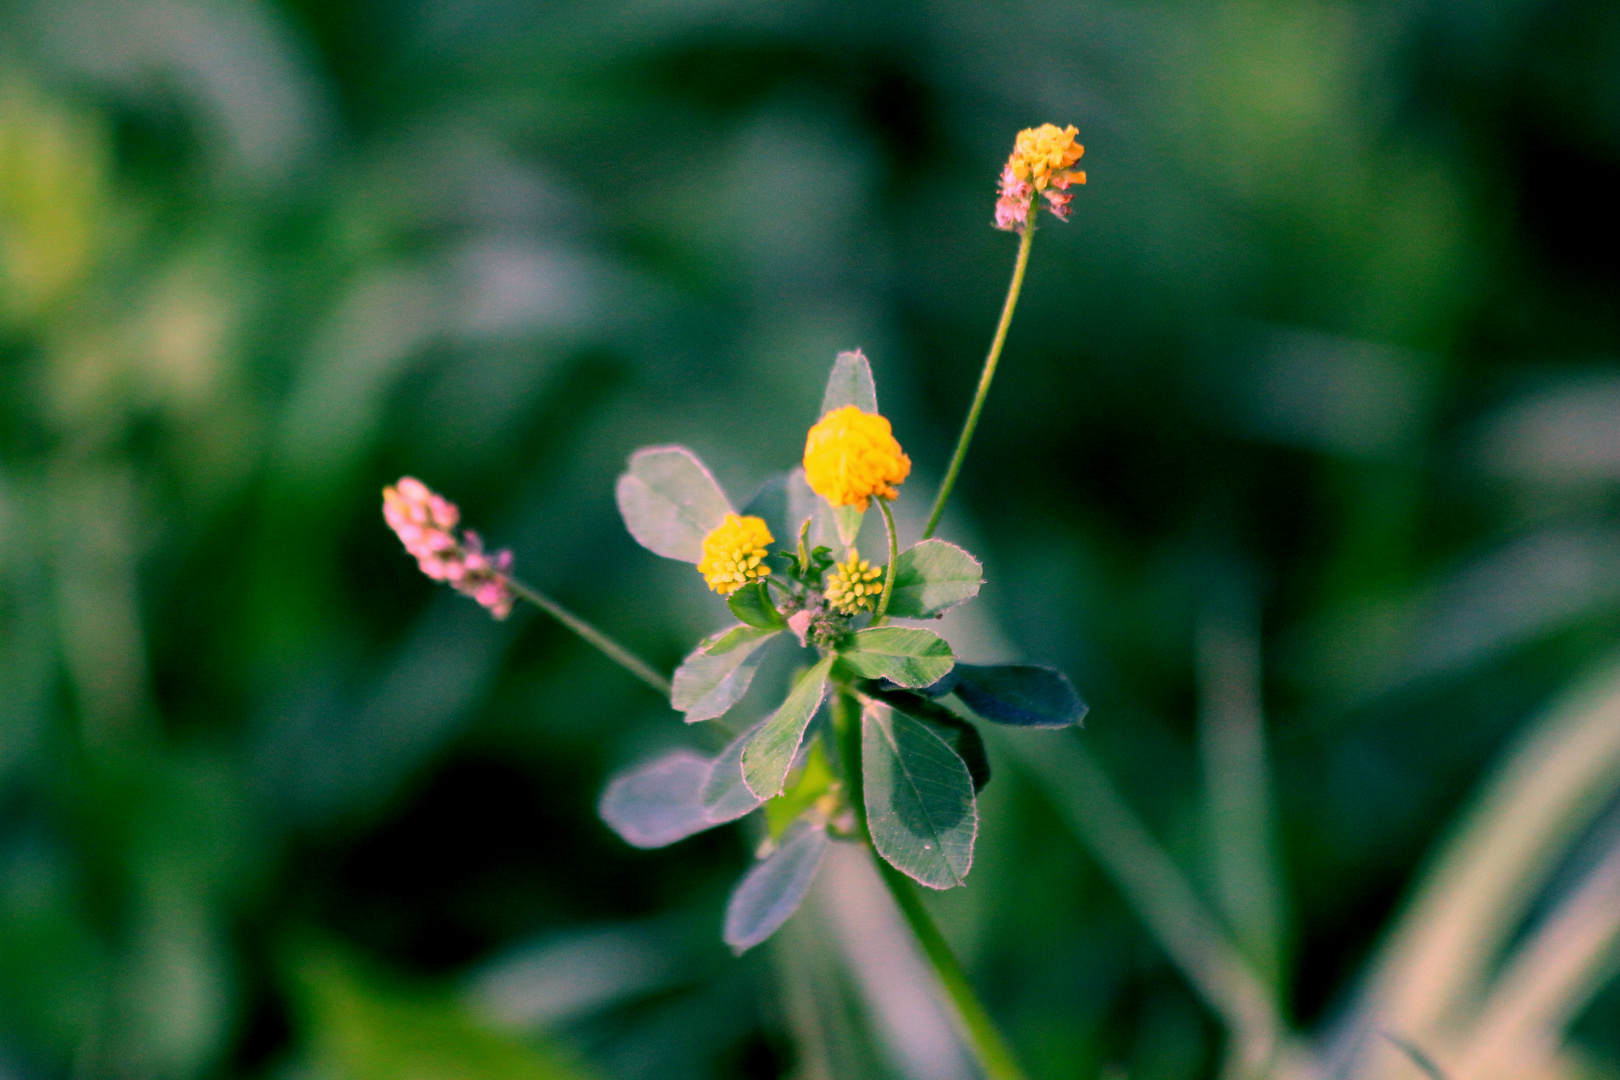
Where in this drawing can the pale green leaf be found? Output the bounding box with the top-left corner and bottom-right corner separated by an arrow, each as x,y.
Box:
723,816 -> 830,953
615,446 -> 732,562
700,722 -> 765,825
839,627 -> 954,689
820,349 -> 877,416
598,751 -> 715,849
885,540 -> 983,619
741,655 -> 835,798
670,625 -> 780,722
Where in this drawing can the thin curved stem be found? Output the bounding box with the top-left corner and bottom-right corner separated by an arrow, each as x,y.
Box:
875,858 -> 1030,1080
507,577 -> 672,698
922,219 -> 1036,540
872,499 -> 899,625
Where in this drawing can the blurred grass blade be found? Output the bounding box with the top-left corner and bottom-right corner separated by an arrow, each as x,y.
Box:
1380,1033 -> 1452,1080
1332,654 -> 1620,1074
292,947 -> 599,1080
1456,827 -> 1620,1079
995,729 -> 1299,1077
1197,599 -> 1287,989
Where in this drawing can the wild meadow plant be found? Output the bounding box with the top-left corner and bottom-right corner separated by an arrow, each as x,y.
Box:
380,117 -> 1620,1080
382,124 -> 1087,1079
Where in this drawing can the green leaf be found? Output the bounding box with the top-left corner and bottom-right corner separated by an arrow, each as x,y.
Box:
952,664 -> 1087,728
820,349 -> 878,416
875,690 -> 992,792
862,700 -> 977,889
598,750 -> 716,848
885,540 -> 984,619
727,581 -> 784,629
741,654 -> 835,798
670,625 -> 780,722
615,446 -> 732,563
723,816 -> 830,953
839,627 -> 955,689
700,722 -> 765,825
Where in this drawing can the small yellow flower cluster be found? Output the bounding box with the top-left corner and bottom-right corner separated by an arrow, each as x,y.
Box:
824,551 -> 883,615
803,405 -> 911,511
698,513 -> 773,595
1008,124 -> 1086,190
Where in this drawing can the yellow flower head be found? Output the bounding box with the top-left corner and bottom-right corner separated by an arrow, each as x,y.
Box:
824,551 -> 883,615
803,405 -> 911,510
1008,123 -> 1086,191
698,513 -> 773,595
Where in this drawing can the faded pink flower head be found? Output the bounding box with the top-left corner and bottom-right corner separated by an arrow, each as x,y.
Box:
994,124 -> 1086,232
384,477 -> 515,619
994,166 -> 1032,231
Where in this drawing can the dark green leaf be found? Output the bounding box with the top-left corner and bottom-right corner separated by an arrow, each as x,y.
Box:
670,625 -> 780,722
722,816 -> 829,953
727,581 -> 784,629
862,700 -> 977,889
615,446 -> 732,562
742,654 -> 835,798
820,349 -> 878,416
885,540 -> 983,619
874,690 -> 991,792
839,627 -> 954,689
952,664 -> 1087,728
598,751 -> 716,849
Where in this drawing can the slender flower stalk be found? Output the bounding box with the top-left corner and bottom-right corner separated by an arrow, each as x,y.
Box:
505,577 -> 672,698
922,220 -> 1035,540
384,476 -> 671,697
924,123 -> 1086,541
872,498 -> 899,625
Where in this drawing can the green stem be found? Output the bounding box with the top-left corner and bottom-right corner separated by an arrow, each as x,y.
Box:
830,689 -> 866,837
922,217 -> 1036,541
834,683 -> 1027,1080
872,499 -> 899,625
507,577 -> 672,698
875,858 -> 1030,1080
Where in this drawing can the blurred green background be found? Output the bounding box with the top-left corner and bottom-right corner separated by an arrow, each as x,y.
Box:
2,0 -> 1619,1077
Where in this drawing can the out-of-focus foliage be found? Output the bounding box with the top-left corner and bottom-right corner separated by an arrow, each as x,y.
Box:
0,0 -> 1616,1077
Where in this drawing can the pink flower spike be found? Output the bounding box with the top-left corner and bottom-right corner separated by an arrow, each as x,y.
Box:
396,477 -> 430,502
383,477 -> 516,621
428,495 -> 459,530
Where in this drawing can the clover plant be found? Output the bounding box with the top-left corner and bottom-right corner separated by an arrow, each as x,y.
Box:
383,124 -> 1089,1080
